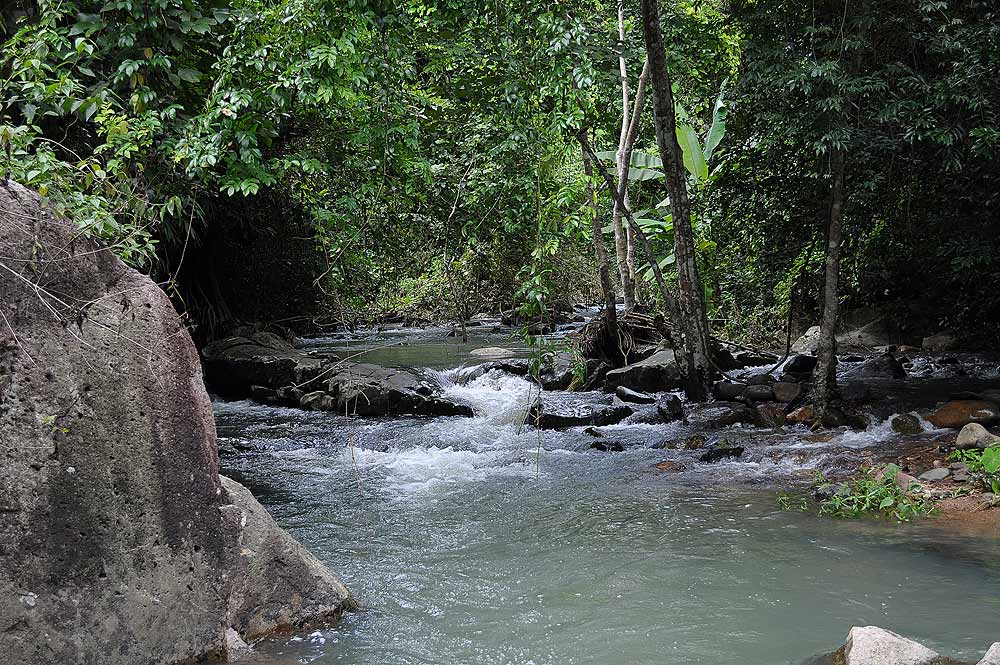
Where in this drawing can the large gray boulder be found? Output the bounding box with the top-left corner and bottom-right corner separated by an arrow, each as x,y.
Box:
0,183 -> 352,664
603,349 -> 681,393
841,626 -> 941,665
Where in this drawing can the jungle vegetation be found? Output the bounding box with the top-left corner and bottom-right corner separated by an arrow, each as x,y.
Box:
2,0 -> 999,407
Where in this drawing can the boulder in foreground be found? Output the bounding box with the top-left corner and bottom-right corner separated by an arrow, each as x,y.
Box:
0,183 -> 352,665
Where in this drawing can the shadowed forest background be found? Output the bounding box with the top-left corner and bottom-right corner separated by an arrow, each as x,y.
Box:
3,0 -> 998,352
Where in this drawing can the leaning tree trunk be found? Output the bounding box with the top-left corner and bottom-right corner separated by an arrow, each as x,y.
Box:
639,0 -> 714,401
811,148 -> 846,422
580,128 -> 619,354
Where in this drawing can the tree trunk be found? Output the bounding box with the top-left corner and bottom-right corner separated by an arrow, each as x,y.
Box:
639,0 -> 713,401
811,148 -> 846,421
613,1 -> 637,310
580,128 -> 619,352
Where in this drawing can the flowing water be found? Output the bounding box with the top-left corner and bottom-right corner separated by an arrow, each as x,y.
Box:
216,334 -> 1000,665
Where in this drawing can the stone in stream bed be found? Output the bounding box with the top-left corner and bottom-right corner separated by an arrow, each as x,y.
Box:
714,381 -> 746,400
925,400 -> 1000,429
590,440 -> 625,453
755,402 -> 788,428
603,349 -> 682,393
527,400 -> 633,430
615,386 -> 657,404
891,413 -> 924,436
686,402 -> 754,429
656,394 -> 685,422
698,446 -> 745,463
743,384 -> 775,402
772,381 -> 802,403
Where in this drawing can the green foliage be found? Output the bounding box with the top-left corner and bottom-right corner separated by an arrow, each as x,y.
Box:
948,447 -> 1000,495
815,465 -> 937,523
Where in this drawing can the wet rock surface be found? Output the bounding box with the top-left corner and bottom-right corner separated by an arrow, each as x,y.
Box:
0,183 -> 352,665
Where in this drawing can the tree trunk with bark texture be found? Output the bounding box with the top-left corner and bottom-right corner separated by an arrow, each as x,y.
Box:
811,148 -> 846,421
639,0 -> 714,401
580,128 -> 619,352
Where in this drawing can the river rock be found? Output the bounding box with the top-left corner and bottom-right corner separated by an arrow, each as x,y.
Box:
844,353 -> 907,380
654,434 -> 707,450
654,460 -> 685,472
978,643 -> 1000,665
743,384 -> 775,402
590,440 -> 625,452
699,446 -> 744,463
0,183 -> 353,664
891,414 -> 924,436
784,354 -> 818,374
918,467 -> 950,482
687,402 -> 754,429
922,331 -> 958,352
656,394 -> 685,422
527,399 -> 633,429
222,477 -> 354,639
772,381 -> 802,403
455,359 -> 530,384
791,326 -> 821,353
324,363 -> 473,417
755,402 -> 788,428
714,381 -> 746,400
615,386 -> 657,404
955,423 -> 1000,450
787,405 -> 814,425
603,349 -> 681,393
925,400 -> 1000,429
469,346 -> 518,358
840,626 -> 941,665
202,332 -> 329,398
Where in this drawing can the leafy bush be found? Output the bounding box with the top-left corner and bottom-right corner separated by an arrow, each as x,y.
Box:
815,464 -> 937,522
948,447 -> 1000,495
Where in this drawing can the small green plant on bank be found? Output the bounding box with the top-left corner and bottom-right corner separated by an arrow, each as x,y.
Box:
948,446 -> 1000,495
815,465 -> 937,522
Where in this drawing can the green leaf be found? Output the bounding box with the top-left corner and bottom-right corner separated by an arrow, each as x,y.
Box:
676,123 -> 708,184
704,87 -> 728,163
627,167 -> 664,182
982,447 -> 1000,474
879,497 -> 895,509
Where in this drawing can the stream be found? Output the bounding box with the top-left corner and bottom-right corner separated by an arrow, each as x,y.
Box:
216,327 -> 1000,664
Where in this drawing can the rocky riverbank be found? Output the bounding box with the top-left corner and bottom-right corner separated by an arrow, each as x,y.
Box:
809,626 -> 999,664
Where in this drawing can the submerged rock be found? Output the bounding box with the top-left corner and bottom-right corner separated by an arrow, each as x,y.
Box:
925,400 -> 1000,429
0,183 -> 353,664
